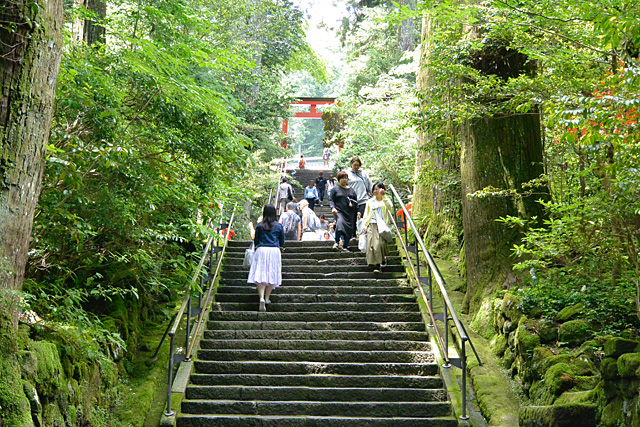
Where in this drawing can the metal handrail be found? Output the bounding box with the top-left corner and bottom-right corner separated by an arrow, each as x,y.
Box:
163,204 -> 237,417
387,184 -> 482,421
272,157 -> 288,213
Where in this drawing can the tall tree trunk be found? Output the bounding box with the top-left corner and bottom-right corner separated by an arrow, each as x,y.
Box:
0,0 -> 64,322
83,0 -> 106,46
398,0 -> 416,52
413,11 -> 463,258
461,110 -> 546,312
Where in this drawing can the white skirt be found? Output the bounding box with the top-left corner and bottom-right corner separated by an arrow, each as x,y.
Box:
247,246 -> 282,288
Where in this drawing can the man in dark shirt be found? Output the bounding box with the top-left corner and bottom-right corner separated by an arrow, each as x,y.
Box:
315,172 -> 328,206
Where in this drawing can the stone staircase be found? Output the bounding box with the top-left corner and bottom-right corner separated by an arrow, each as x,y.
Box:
175,237 -> 458,426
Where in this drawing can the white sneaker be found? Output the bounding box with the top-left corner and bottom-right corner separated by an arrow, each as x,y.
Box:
265,298 -> 271,305
259,299 -> 266,312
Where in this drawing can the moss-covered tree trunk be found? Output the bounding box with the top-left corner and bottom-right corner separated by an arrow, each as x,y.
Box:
461,110 -> 546,312
413,12 -> 463,258
0,0 -> 63,306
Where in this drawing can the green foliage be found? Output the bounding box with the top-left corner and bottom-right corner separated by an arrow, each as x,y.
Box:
27,0 -> 309,362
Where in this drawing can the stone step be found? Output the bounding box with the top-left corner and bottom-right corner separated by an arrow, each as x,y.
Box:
177,415 -> 457,427
180,400 -> 452,418
221,271 -> 405,280
195,349 -> 435,364
225,245 -> 397,254
218,278 -> 409,287
214,293 -> 417,304
204,329 -> 428,342
223,256 -> 403,266
207,311 -> 421,323
200,339 -> 430,351
185,385 -> 447,402
212,302 -> 419,313
222,264 -> 405,273
216,285 -> 413,295
188,373 -> 443,389
224,251 -> 400,261
206,321 -> 425,332
193,361 -> 441,377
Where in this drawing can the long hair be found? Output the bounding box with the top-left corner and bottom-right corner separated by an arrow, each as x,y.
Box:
260,204 -> 277,231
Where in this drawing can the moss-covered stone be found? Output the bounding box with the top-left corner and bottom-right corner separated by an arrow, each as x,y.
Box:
0,357 -> 33,427
571,355 -> 595,376
503,347 -> 516,370
515,317 -> 541,359
544,363 -> 575,396
519,403 -> 597,427
471,297 -> 500,339
554,303 -> 584,323
601,397 -> 624,427
501,292 -> 522,323
558,319 -> 592,348
573,375 -> 598,391
555,389 -> 596,405
490,333 -> 507,357
531,347 -> 554,380
604,337 -> 639,358
617,352 -> 640,378
537,318 -> 558,344
578,340 -> 600,360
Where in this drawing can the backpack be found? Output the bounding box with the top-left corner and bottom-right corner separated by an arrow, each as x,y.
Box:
287,186 -> 293,201
283,212 -> 298,239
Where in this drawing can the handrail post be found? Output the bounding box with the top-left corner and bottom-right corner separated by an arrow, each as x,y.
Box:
165,333 -> 175,416
461,339 -> 469,420
185,295 -> 192,361
427,266 -> 433,327
443,304 -> 450,367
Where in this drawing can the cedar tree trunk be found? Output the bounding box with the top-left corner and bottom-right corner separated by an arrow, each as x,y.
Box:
0,0 -> 63,306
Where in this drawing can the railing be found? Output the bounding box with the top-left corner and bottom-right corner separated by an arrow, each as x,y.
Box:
387,184 -> 482,420
163,205 -> 237,417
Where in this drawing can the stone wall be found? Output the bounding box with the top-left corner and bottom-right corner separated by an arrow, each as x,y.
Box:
479,292 -> 640,426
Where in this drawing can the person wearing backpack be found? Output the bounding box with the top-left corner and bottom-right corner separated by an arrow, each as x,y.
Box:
278,178 -> 294,214
279,202 -> 301,241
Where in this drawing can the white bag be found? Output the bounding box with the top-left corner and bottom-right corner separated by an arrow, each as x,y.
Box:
243,243 -> 254,269
358,233 -> 367,252
375,210 -> 393,243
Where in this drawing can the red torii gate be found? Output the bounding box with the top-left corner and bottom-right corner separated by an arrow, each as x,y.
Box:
281,97 -> 336,149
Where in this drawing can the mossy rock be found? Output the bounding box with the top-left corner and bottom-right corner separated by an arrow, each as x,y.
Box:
503,319 -> 517,334
604,337 -> 639,358
515,317 -> 541,359
555,390 -> 596,405
570,355 -> 595,376
573,375 -> 598,391
617,352 -> 640,378
501,292 -> 522,323
544,363 -> 575,396
519,403 -> 597,427
578,340 -> 601,360
503,347 -> 516,370
490,333 -> 507,357
537,318 -> 558,344
530,347 -> 554,380
554,303 -> 584,323
496,313 -> 506,332
558,319 -> 592,348
0,357 -> 33,427
471,297 -> 500,340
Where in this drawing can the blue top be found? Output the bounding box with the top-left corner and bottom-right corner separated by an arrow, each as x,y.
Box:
304,186 -> 319,199
254,221 -> 285,248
